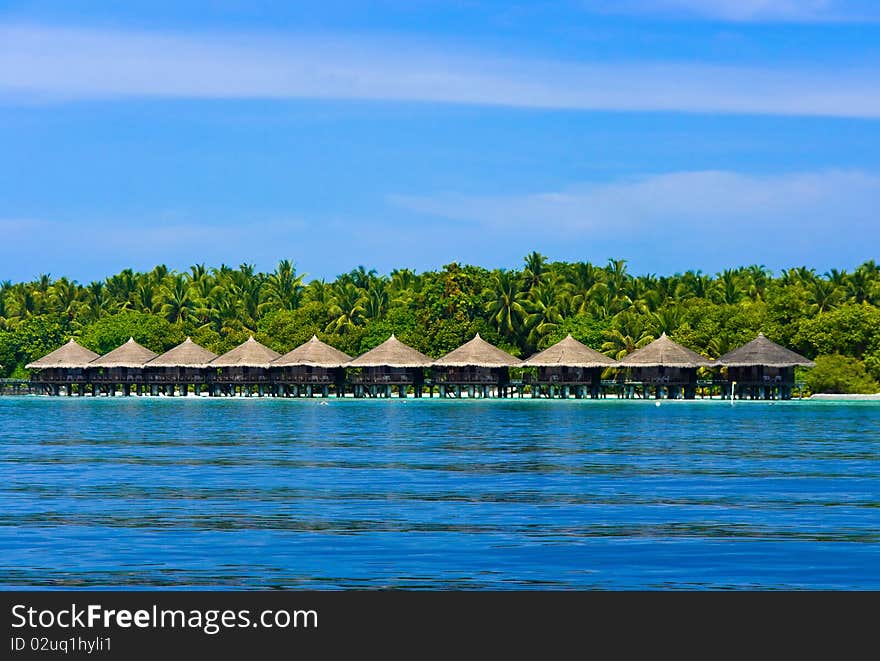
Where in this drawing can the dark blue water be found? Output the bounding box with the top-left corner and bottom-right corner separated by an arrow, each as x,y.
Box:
1,397 -> 878,589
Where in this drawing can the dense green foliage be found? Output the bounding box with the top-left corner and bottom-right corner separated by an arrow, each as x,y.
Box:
2,255 -> 879,391
804,355 -> 880,395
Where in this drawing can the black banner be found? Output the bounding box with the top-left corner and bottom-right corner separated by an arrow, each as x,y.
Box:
0,591 -> 872,658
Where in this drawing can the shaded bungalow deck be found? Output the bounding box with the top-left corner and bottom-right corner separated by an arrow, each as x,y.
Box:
431,334 -> 521,398
717,334 -> 815,400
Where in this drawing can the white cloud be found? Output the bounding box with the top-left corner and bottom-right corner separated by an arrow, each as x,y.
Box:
587,0 -> 877,22
3,171 -> 877,279
1,23 -> 879,117
389,170 -> 880,271
0,216 -> 308,279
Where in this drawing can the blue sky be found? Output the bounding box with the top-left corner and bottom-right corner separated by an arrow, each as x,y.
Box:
1,1 -> 878,282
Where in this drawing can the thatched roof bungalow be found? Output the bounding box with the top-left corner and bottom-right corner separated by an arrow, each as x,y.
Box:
89,338 -> 158,383
26,339 -> 99,383
619,333 -> 712,398
271,335 -> 351,387
433,334 -> 520,386
619,333 -> 713,369
522,334 -> 616,392
718,333 -> 814,398
144,337 -> 217,384
210,336 -> 280,383
719,333 -> 814,370
523,334 -> 616,369
346,334 -> 431,386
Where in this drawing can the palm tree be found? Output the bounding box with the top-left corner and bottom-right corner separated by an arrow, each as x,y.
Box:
189,263 -> 208,283
824,268 -> 848,290
651,308 -> 680,336
484,270 -> 527,339
707,334 -> 737,359
262,259 -> 305,312
604,258 -> 630,300
105,269 -> 136,311
524,283 -> 564,346
780,266 -> 817,288
9,283 -> 38,322
204,288 -> 245,335
522,251 -> 548,290
364,279 -> 390,320
228,264 -> 262,326
303,279 -> 331,306
623,278 -> 654,314
676,270 -> 711,300
0,281 -> 13,330
160,274 -> 195,324
49,277 -> 83,321
846,267 -> 872,304
806,279 -> 840,314
326,283 -> 366,334
348,265 -> 378,290
565,262 -> 604,314
743,264 -> 770,302
134,282 -> 160,314
711,269 -> 745,305
601,328 -> 654,360
389,269 -> 419,304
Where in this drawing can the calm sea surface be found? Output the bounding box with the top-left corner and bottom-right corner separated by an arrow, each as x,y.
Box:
1,397 -> 878,590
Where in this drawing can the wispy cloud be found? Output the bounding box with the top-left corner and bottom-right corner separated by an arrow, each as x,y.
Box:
585,0 -> 879,22
0,216 -> 307,280
390,170 -> 880,271
1,24 -> 880,117
3,170 -> 877,279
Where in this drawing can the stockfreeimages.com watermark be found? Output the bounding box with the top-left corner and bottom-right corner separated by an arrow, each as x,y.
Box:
11,603 -> 318,636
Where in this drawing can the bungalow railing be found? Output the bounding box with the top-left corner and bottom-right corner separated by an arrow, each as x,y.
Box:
432,373 -> 502,384
522,373 -> 595,384
725,376 -> 790,385
143,374 -> 210,383
212,374 -> 274,383
28,374 -> 91,383
348,374 -> 417,384
89,374 -> 146,383
272,374 -> 335,384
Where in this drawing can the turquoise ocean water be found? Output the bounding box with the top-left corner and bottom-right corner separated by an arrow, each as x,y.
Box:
1,397 -> 878,589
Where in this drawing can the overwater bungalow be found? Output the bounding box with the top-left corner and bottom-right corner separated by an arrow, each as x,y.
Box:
618,333 -> 713,399
345,334 -> 432,398
26,339 -> 99,395
432,334 -> 521,398
521,334 -> 618,398
88,337 -> 158,396
143,337 -> 217,396
271,335 -> 351,397
718,333 -> 814,400
209,336 -> 280,396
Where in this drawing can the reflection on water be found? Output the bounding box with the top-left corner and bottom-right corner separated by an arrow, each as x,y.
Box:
1,398 -> 879,589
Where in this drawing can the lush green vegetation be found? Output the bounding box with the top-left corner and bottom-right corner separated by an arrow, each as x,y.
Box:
2,255 -> 879,392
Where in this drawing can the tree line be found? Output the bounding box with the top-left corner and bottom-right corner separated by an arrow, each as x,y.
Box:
1,254 -> 879,393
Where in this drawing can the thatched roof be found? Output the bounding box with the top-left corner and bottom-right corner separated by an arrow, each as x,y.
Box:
346,334 -> 433,368
89,337 -> 158,369
719,333 -> 815,368
433,333 -> 521,368
210,336 -> 280,368
26,339 -> 99,370
146,337 -> 217,368
619,333 -> 713,368
522,334 -> 617,368
272,335 -> 351,368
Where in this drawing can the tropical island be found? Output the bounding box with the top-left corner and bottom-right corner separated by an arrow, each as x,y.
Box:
2,254 -> 879,395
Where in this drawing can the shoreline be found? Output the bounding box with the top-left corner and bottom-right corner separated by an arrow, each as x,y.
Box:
809,393 -> 880,401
